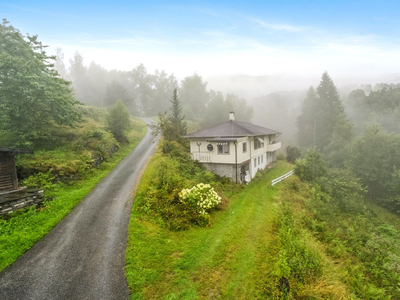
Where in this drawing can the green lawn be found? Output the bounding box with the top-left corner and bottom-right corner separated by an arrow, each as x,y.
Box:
126,159 -> 293,299
0,121 -> 147,272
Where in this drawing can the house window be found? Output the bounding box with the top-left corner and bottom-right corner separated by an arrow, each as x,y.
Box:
261,154 -> 263,164
217,143 -> 230,154
242,142 -> 247,153
254,158 -> 257,168
258,156 -> 260,165
254,137 -> 264,150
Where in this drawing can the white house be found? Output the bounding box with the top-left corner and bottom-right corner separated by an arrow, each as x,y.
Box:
185,112 -> 281,183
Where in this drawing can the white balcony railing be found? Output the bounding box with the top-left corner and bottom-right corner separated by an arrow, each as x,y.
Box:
266,142 -> 281,152
192,152 -> 211,163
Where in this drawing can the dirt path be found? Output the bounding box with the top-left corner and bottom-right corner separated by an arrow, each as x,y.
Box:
0,118 -> 157,300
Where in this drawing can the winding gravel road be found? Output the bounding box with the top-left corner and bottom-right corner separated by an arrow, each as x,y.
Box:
0,118 -> 157,300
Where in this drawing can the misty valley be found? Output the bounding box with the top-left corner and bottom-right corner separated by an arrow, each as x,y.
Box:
2,16 -> 400,300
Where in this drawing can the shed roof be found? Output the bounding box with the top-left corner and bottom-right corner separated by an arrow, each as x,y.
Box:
0,148 -> 34,155
185,120 -> 281,139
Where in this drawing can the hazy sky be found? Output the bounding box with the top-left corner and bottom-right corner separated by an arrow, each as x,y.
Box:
2,0 -> 400,79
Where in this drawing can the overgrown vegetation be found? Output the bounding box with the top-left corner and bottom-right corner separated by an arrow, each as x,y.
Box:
134,141 -> 237,231
291,150 -> 400,299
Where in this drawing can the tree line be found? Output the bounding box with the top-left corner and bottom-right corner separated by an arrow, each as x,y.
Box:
0,20 -> 253,148
57,50 -> 253,125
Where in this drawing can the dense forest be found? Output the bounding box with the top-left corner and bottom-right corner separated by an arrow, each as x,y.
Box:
55,50 -> 253,128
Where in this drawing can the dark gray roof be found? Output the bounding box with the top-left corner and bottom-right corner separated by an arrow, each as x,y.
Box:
206,137 -> 244,142
0,147 -> 34,154
185,121 -> 281,138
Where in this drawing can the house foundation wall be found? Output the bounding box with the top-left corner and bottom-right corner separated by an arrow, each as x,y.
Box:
202,163 -> 241,183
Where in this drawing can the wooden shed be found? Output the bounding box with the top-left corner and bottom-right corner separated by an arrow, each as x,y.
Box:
0,147 -> 33,192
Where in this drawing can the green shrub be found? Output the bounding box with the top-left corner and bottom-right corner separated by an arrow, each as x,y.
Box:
179,183 -> 221,215
107,100 -> 131,143
285,146 -> 301,164
21,171 -> 55,189
294,148 -> 327,183
73,127 -> 119,163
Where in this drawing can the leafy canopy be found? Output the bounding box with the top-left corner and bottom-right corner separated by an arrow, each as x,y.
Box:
0,19 -> 80,147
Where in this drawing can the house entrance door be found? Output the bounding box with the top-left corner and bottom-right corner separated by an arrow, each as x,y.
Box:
240,163 -> 250,183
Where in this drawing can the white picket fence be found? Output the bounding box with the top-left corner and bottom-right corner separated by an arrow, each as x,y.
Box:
271,170 -> 294,186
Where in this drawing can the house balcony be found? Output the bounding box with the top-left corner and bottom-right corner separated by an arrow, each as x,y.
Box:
266,142 -> 281,152
192,152 -> 211,163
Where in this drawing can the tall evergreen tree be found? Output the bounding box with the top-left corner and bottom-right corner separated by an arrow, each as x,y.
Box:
315,72 -> 346,149
150,89 -> 187,150
169,89 -> 187,136
297,86 -> 318,148
297,72 -> 351,153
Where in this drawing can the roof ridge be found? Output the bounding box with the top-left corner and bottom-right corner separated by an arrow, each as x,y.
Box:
232,120 -> 253,135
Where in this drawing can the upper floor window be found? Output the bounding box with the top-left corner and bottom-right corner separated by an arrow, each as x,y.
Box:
217,143 -> 230,154
242,142 -> 247,153
254,137 -> 264,150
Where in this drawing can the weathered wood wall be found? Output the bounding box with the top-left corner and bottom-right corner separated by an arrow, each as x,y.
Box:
0,152 -> 17,191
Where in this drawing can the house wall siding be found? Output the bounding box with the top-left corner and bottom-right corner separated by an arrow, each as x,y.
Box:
189,134 -> 280,181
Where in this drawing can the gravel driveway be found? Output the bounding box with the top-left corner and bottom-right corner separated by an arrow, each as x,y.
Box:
0,118 -> 157,300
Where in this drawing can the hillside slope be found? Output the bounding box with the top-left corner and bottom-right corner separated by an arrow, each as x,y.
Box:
126,152 -> 400,299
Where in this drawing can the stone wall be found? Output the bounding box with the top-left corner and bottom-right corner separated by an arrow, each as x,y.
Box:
202,163 -> 241,183
0,189 -> 44,215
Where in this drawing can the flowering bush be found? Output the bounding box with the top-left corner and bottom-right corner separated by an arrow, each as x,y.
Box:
179,183 -> 221,215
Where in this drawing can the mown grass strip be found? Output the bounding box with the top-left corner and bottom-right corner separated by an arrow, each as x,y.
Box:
0,121 -> 147,272
126,156 -> 293,299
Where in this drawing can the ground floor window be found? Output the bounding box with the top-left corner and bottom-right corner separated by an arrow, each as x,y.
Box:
258,156 -> 260,165
261,154 -> 263,164
254,158 -> 256,168
217,143 -> 229,154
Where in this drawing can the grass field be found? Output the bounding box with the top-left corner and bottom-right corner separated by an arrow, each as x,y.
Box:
0,119 -> 147,272
125,154 -> 294,299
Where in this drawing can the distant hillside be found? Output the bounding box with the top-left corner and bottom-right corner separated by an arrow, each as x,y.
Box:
205,73 -> 400,100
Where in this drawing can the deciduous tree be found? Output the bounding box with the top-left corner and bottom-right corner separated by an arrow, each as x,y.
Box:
0,19 -> 80,147
107,100 -> 131,143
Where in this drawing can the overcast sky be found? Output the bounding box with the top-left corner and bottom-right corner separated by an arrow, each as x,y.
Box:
2,0 -> 400,80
